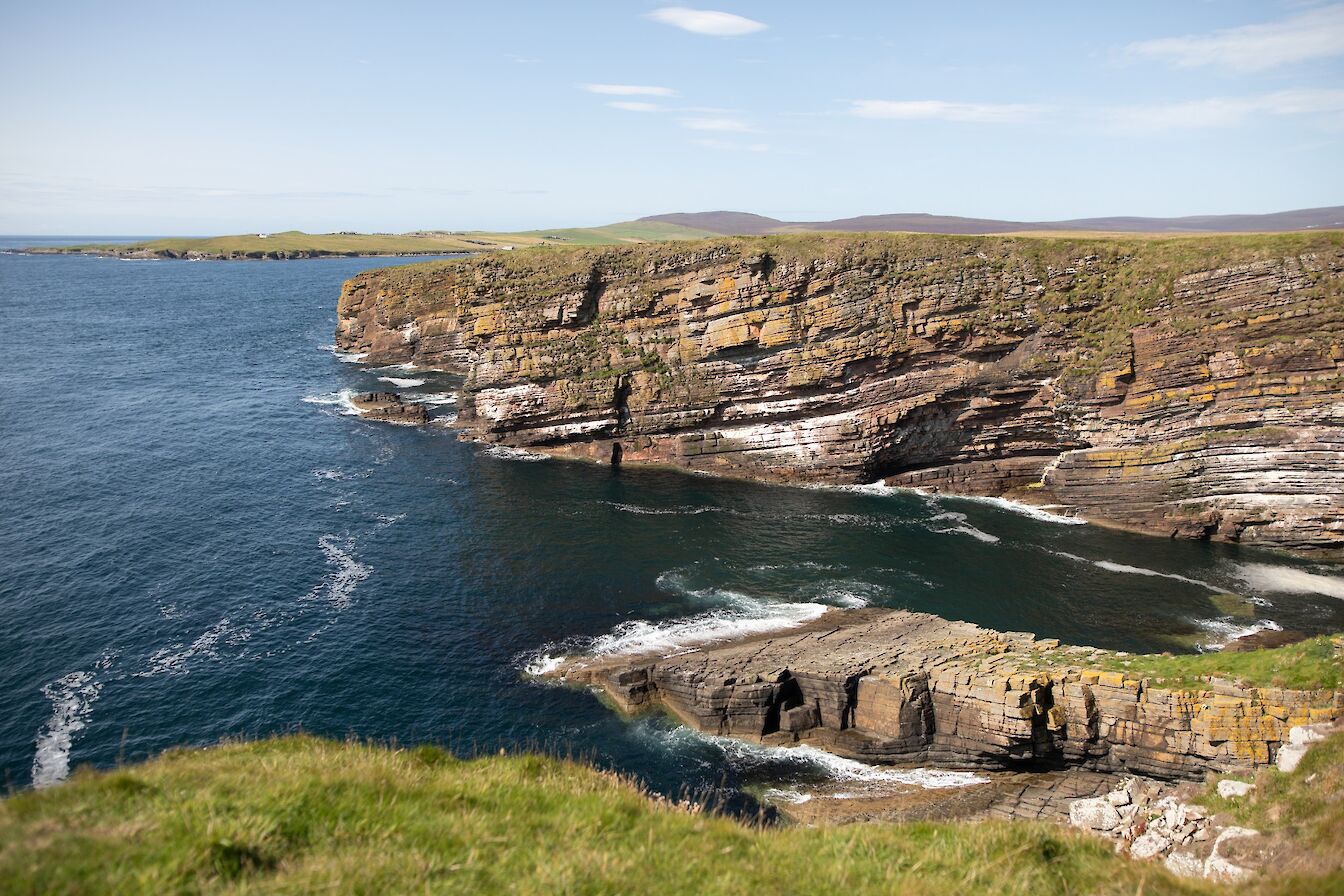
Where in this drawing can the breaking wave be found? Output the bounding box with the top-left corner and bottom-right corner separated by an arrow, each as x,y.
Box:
302,389 -> 361,416
1196,618 -> 1284,651
378,376 -> 425,388
652,726 -> 989,790
1233,563 -> 1344,600
32,670 -> 103,788
411,392 -> 457,405
482,444 -> 550,462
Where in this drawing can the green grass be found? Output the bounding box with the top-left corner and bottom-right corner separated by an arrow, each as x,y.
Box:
1203,731 -> 1344,891
0,735 -> 1213,896
1092,635 -> 1344,691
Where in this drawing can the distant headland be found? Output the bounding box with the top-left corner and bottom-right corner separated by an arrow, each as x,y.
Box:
18,205 -> 1343,259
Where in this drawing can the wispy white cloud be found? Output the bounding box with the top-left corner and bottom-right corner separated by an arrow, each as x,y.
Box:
680,116 -> 757,132
1107,88 -> 1344,130
692,138 -> 770,152
848,99 -> 1040,123
648,7 -> 767,37
608,101 -> 659,112
581,83 -> 677,97
1127,5 -> 1344,71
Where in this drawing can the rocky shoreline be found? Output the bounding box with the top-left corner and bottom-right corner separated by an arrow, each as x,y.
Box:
349,391 -> 429,425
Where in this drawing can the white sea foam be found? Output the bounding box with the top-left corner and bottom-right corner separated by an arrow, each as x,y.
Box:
526,576 -> 833,672
411,392 -> 458,405
586,601 -> 829,658
378,376 -> 425,388
663,727 -> 989,790
307,535 -> 371,611
762,788 -> 813,804
1197,618 -> 1284,651
32,670 -> 102,788
929,511 -> 1000,544
523,653 -> 566,676
607,502 -> 722,516
302,389 -> 361,416
829,481 -> 902,497
141,617 -> 233,676
1233,563 -> 1344,600
372,362 -> 418,372
482,444 -> 549,462
334,350 -> 368,363
945,494 -> 1087,525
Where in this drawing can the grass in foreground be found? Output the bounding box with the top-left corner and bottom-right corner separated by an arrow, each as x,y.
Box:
0,735 -> 1209,896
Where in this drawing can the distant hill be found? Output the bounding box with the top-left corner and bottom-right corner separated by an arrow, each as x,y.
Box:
639,206 -> 1344,235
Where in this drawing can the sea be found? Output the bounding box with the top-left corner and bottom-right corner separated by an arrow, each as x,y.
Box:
3,238 -> 1343,807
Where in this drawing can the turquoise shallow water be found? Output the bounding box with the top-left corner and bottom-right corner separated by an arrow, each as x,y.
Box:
2,240 -> 1342,804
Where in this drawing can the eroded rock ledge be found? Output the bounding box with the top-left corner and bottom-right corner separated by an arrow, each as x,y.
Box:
542,609 -> 1340,781
335,233 -> 1344,552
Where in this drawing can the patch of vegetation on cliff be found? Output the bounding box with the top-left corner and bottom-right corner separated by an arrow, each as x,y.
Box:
1204,731 -> 1344,890
0,736 -> 1213,896
1094,634 -> 1344,691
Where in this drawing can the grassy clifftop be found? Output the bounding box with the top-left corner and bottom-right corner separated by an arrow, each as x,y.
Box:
0,735 -> 1220,896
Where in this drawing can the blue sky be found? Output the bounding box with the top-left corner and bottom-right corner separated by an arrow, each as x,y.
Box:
2,1 -> 1341,233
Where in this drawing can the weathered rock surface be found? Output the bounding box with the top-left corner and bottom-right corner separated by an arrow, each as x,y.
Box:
334,233 -> 1344,552
350,391 -> 429,425
543,608 -> 1340,781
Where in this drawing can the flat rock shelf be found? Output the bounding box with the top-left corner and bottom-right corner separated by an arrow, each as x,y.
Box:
541,609 -> 1340,780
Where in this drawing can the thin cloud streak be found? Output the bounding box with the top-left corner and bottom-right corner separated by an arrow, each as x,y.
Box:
1127,5 -> 1344,72
581,84 -> 677,97
647,7 -> 767,37
680,117 -> 758,132
1105,88 -> 1344,131
849,100 -> 1040,123
692,138 -> 769,152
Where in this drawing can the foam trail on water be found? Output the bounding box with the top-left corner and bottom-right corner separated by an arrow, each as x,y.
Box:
1052,552 -> 1218,591
944,494 -> 1087,525
378,376 -> 425,388
140,617 -> 233,677
308,535 -> 371,611
32,671 -> 102,788
371,362 -> 418,372
1233,563 -> 1344,600
929,511 -> 1000,544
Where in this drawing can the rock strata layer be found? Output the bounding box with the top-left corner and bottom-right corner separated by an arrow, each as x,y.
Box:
543,609 -> 1340,781
350,391 -> 429,425
335,233 -> 1344,552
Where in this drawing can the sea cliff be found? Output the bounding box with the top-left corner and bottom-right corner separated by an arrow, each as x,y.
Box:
335,232 -> 1344,552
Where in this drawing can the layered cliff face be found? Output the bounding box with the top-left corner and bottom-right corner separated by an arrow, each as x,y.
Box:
335,232 -> 1344,552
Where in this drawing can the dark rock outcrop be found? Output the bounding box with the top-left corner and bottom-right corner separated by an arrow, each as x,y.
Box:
335,232 -> 1344,552
350,391 -> 429,425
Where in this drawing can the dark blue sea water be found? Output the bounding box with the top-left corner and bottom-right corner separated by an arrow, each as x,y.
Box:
3,240 -> 1343,801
